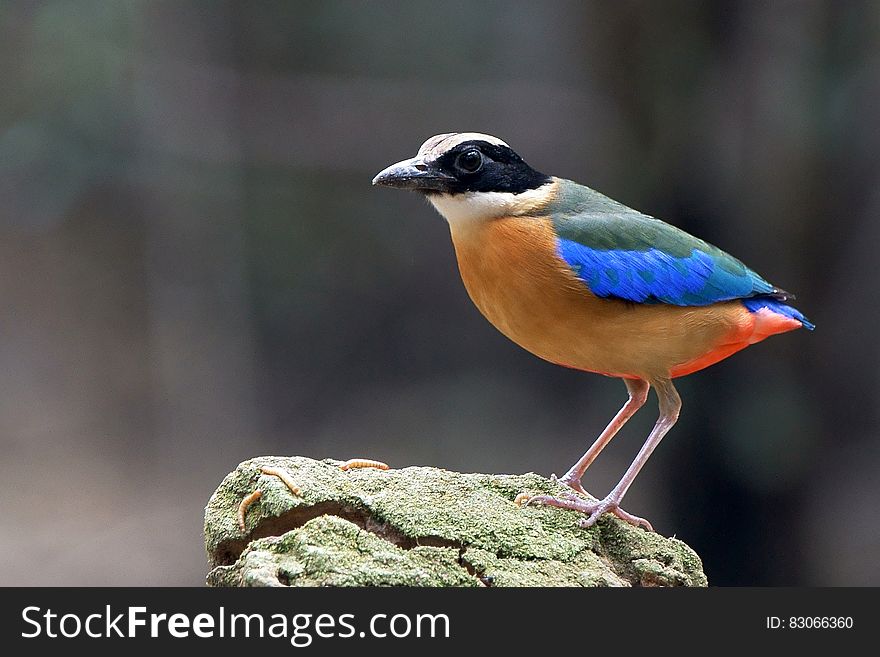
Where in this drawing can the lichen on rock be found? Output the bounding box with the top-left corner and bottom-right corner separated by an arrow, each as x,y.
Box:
205,456 -> 707,587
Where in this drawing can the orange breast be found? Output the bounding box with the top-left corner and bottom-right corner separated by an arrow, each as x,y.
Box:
447,215 -> 762,380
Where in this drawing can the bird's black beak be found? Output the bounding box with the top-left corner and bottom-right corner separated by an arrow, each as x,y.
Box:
372,156 -> 454,192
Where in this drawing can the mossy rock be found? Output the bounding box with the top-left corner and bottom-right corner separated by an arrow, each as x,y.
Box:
205,456 -> 707,587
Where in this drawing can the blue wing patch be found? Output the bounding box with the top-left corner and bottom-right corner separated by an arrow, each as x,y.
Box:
556,238 -> 777,306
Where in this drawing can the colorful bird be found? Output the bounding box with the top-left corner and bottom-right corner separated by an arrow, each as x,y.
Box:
372,133 -> 813,531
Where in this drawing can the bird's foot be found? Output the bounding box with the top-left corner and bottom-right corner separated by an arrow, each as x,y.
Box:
554,471 -> 588,496
523,492 -> 654,532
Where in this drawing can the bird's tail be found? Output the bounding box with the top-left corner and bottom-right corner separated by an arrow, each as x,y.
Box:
742,296 -> 815,332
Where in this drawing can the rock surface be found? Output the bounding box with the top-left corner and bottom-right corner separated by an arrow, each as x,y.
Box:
205,456 -> 707,587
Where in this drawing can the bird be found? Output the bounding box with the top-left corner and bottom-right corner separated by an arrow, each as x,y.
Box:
372,132 -> 813,531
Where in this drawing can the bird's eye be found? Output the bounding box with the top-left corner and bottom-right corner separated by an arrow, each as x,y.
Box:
455,149 -> 483,173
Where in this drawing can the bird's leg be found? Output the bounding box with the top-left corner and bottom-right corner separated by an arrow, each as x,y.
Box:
556,378 -> 650,494
527,378 -> 681,531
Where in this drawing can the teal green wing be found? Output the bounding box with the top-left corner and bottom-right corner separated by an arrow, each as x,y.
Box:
547,180 -> 786,306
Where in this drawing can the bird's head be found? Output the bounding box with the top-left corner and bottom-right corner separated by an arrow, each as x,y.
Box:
372,133 -> 554,226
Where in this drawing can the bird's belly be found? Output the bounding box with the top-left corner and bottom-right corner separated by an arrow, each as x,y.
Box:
449,216 -> 748,379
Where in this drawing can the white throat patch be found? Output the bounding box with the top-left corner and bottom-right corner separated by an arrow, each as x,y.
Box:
427,182 -> 557,228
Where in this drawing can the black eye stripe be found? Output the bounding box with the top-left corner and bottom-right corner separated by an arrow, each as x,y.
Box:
428,140 -> 551,195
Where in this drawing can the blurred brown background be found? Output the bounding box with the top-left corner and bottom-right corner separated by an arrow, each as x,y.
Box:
1,0 -> 877,586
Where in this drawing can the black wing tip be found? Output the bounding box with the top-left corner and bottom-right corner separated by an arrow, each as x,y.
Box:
770,287 -> 795,302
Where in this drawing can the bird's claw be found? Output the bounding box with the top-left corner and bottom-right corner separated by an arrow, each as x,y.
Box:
607,505 -> 653,531
576,502 -> 654,532
523,492 -> 654,532
519,489 -> 580,507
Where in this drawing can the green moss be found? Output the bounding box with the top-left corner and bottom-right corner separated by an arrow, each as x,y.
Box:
205,456 -> 707,587
209,516 -> 479,587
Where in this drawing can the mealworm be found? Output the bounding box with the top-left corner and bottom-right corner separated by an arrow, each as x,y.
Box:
338,458 -> 390,471
513,492 -> 532,506
237,489 -> 263,532
260,465 -> 301,496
